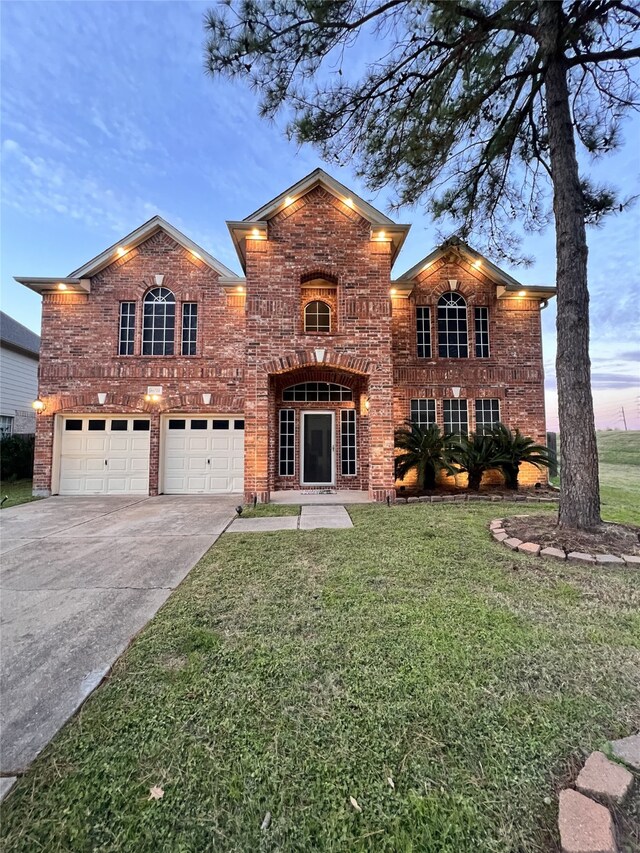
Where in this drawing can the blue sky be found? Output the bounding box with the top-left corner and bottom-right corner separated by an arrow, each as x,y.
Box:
1,1 -> 638,430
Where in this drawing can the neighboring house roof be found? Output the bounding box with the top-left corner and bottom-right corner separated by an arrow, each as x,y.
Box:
0,312 -> 40,358
15,216 -> 244,295
227,168 -> 411,271
394,237 -> 556,300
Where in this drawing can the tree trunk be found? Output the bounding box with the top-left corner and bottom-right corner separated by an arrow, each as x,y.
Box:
468,471 -> 482,491
538,0 -> 601,530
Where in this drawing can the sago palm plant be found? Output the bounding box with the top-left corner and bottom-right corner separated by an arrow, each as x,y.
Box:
394,421 -> 456,491
490,423 -> 555,490
448,431 -> 509,491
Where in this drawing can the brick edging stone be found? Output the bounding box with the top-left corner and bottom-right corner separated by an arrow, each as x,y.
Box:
488,518 -> 640,566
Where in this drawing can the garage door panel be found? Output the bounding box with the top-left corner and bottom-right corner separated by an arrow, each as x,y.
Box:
162,416 -> 244,494
59,417 -> 150,496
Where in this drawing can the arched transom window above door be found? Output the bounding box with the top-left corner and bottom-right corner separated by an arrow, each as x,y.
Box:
282,382 -> 352,402
304,300 -> 331,333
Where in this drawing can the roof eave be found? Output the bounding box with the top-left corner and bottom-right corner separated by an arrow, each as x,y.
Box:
68,216 -> 242,281
13,277 -> 90,295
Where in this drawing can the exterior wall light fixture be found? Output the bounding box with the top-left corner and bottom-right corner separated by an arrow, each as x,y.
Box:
32,398 -> 46,413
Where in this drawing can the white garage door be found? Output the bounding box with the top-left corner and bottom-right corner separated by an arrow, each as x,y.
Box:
162,416 -> 244,494
59,416 -> 151,496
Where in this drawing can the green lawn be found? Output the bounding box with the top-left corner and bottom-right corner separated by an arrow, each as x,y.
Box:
597,431 -> 640,526
2,501 -> 639,852
0,479 -> 39,509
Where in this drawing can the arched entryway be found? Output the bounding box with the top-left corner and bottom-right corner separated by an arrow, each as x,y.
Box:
270,366 -> 369,493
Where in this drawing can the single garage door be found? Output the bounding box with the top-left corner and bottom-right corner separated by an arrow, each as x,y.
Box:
162,416 -> 244,494
59,416 -> 151,495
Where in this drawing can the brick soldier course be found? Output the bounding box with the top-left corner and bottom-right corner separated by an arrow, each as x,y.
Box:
16,169 -> 555,501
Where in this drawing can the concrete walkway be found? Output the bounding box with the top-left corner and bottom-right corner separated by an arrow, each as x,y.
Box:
0,495 -> 237,798
227,504 -> 353,532
270,490 -> 370,505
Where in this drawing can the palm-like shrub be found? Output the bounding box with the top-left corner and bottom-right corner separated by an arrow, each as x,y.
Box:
448,431 -> 508,491
490,423 -> 555,490
394,421 -> 456,491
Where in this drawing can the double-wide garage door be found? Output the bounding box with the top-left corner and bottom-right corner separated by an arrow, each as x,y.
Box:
162,416 -> 244,494
58,415 -> 244,496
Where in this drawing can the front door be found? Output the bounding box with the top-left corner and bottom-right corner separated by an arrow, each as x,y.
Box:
302,412 -> 334,485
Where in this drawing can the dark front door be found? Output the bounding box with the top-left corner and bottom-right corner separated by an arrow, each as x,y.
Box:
303,413 -> 333,484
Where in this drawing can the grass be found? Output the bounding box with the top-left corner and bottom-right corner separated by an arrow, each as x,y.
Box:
0,479 -> 39,509
597,431 -> 640,526
240,503 -> 301,518
2,501 -> 639,852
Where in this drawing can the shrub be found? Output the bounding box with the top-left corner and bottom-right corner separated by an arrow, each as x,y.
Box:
0,433 -> 35,481
490,423 -> 555,489
394,421 -> 456,491
447,431 -> 508,491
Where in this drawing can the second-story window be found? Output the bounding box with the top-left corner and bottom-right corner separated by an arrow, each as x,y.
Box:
142,287 -> 175,356
416,306 -> 432,358
304,300 -> 331,333
182,303 -> 198,356
437,292 -> 468,358
118,302 -> 135,355
474,307 -> 490,358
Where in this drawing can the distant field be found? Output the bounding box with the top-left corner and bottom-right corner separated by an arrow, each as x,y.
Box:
596,431 -> 639,525
596,430 -> 640,468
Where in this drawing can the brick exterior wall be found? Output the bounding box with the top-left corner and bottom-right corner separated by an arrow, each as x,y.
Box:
31,190 -> 549,499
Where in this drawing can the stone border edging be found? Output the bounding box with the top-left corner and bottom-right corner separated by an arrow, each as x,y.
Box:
489,518 -> 640,566
557,734 -> 638,853
395,493 -> 559,504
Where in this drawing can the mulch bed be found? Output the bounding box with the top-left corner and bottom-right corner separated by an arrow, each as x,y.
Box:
397,484 -> 559,499
504,514 -> 640,557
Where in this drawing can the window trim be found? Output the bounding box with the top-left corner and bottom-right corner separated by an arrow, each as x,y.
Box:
181,302 -> 198,357
340,409 -> 357,477
142,287 -> 176,357
118,301 -> 136,356
416,305 -> 432,359
437,292 -> 469,359
443,398 -> 469,435
279,409 -> 295,477
282,382 -> 353,402
475,398 -> 500,434
474,306 -> 490,358
410,399 -> 436,429
304,299 -> 332,334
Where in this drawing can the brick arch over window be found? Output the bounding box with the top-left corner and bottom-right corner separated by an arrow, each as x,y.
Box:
261,350 -> 372,376
300,270 -> 339,286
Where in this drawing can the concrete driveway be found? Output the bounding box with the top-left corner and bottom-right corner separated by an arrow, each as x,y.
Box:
0,495 -> 236,794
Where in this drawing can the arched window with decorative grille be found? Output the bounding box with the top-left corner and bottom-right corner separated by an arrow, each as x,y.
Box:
437,292 -> 468,358
304,300 -> 331,333
142,287 -> 176,356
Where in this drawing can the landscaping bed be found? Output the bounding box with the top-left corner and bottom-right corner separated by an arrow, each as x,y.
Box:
503,514 -> 640,557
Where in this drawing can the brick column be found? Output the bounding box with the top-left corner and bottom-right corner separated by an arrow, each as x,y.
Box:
367,368 -> 396,502
33,413 -> 54,496
148,412 -> 161,496
244,370 -> 270,503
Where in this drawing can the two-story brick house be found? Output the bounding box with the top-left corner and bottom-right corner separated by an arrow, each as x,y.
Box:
16,169 -> 555,501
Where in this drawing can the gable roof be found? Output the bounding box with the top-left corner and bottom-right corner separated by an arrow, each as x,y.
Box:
394,237 -> 556,299
0,312 -> 40,358
227,168 -> 411,271
15,216 -> 243,295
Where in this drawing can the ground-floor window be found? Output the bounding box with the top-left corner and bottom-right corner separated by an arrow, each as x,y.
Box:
340,410 -> 356,476
475,399 -> 500,433
279,409 -> 295,476
443,399 -> 468,435
410,399 -> 436,428
0,415 -> 14,436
